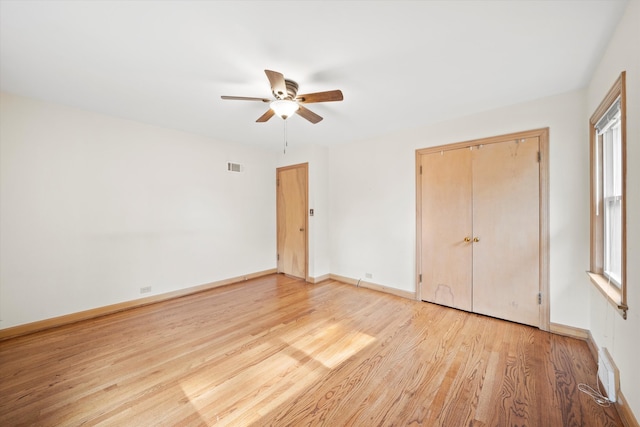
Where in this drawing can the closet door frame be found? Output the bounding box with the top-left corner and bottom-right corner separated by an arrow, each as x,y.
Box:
415,128 -> 550,331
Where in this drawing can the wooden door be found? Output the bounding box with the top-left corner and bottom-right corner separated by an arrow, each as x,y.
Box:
420,149 -> 473,311
417,130 -> 548,329
472,137 -> 540,326
276,163 -> 308,280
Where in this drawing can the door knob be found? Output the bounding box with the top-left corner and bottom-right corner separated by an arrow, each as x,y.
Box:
473,237 -> 480,242
464,237 -> 471,242
299,228 -> 305,232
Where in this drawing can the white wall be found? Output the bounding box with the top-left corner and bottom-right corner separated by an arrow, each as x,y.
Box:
329,88 -> 590,328
276,143 -> 331,279
587,0 -> 640,418
0,92 -> 277,329
1,3 -> 636,416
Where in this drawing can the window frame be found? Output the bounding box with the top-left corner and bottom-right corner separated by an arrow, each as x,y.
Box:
588,71 -> 627,319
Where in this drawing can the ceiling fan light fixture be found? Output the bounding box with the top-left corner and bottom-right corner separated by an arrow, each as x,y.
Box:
270,99 -> 299,119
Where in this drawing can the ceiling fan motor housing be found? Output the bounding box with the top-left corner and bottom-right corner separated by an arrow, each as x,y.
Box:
274,79 -> 299,100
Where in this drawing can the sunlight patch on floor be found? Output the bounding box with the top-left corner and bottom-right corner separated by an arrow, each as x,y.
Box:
178,341 -> 320,424
176,322 -> 376,424
289,323 -> 376,369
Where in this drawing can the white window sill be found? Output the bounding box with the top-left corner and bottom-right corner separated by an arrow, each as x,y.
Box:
587,271 -> 627,319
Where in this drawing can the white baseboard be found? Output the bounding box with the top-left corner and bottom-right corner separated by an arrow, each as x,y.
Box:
328,274 -> 416,300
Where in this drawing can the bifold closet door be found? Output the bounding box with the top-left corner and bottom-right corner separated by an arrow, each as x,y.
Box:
420,148 -> 473,312
419,136 -> 542,327
471,137 -> 540,327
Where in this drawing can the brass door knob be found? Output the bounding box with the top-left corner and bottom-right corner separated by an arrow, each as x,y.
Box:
473,237 -> 480,242
464,237 -> 471,242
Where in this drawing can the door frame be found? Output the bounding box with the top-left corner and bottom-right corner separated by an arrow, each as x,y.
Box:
415,128 -> 550,331
276,162 -> 309,282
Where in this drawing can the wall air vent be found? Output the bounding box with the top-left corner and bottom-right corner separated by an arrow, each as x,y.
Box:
227,162 -> 243,172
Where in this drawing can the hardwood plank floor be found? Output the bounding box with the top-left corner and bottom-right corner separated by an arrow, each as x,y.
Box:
0,274 -> 622,426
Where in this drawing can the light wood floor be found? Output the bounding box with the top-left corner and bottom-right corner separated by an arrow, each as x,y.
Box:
0,274 -> 622,426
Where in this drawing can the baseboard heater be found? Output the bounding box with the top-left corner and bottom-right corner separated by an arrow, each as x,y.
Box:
598,347 -> 619,402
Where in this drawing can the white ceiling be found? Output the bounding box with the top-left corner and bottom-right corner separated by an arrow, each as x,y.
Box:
0,0 -> 628,151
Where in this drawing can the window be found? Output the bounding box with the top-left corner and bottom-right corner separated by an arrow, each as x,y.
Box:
588,71 -> 627,319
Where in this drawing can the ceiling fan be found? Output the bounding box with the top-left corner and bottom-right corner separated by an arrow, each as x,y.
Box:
221,70 -> 343,124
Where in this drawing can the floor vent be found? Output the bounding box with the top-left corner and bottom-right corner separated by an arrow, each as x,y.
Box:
598,347 -> 618,402
227,162 -> 243,172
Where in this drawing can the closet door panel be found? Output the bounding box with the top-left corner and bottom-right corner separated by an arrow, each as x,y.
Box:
472,138 -> 540,326
420,149 -> 473,311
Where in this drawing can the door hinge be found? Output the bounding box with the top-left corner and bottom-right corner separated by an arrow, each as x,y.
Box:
419,273 -> 422,283
420,165 -> 422,175
277,178 -> 280,186
277,253 -> 280,261
537,151 -> 541,162
538,292 -> 542,305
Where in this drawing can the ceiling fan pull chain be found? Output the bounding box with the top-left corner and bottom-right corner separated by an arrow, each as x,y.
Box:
283,120 -> 288,154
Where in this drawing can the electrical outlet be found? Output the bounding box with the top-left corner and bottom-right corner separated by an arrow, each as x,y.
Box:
365,273 -> 373,279
140,286 -> 152,294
